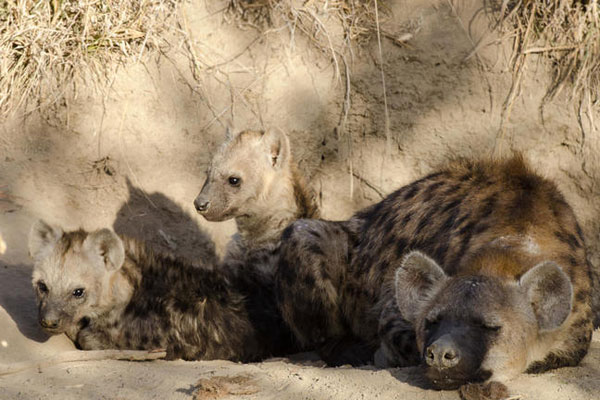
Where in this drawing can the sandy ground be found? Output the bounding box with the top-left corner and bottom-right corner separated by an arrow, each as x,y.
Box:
2,0 -> 600,398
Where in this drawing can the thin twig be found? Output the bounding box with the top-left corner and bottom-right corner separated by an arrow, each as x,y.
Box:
0,349 -> 166,377
351,171 -> 385,199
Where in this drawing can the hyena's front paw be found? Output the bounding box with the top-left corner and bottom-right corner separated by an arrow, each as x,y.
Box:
165,343 -> 182,361
458,381 -> 509,400
75,329 -> 107,350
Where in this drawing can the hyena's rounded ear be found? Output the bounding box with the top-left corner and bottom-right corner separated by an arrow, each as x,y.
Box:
519,261 -> 573,331
261,129 -> 290,169
83,229 -> 125,271
28,219 -> 63,261
394,250 -> 447,323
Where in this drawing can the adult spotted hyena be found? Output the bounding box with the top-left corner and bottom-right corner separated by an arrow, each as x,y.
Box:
276,157 -> 593,393
29,220 -> 294,361
194,129 -> 319,258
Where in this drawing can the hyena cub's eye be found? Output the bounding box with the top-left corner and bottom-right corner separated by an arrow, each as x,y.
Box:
72,288 -> 85,298
228,176 -> 241,187
37,281 -> 48,294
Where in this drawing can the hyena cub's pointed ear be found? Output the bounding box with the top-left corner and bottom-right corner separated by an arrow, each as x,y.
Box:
394,251 -> 447,323
28,219 -> 63,261
520,261 -> 573,331
261,129 -> 290,169
83,229 -> 125,271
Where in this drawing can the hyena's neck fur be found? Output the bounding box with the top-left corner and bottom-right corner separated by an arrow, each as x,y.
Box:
235,164 -> 319,250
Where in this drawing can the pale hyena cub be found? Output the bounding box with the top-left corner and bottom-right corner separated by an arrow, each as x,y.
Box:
29,220 -> 295,361
194,129 -> 319,259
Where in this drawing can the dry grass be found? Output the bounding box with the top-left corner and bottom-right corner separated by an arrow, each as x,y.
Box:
0,0 -> 181,119
225,0 -> 395,141
489,0 -> 600,136
226,0 -> 386,47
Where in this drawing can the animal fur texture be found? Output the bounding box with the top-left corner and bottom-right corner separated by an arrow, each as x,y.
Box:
29,221 -> 295,362
275,156 -> 593,393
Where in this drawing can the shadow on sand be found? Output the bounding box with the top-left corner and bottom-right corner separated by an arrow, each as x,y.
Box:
113,178 -> 217,267
0,262 -> 48,342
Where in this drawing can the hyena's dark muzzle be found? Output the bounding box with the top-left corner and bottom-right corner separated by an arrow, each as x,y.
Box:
422,322 -> 492,390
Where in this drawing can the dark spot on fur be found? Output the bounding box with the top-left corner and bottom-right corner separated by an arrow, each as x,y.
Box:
395,237 -> 408,257
415,205 -> 441,236
403,184 -> 420,201
480,193 -> 498,220
308,229 -> 322,239
554,230 -> 581,251
526,351 -> 581,373
376,259 -> 390,273
432,242 -> 449,265
441,198 -> 461,213
422,181 -> 444,202
575,223 -> 584,241
567,255 -> 578,267
279,259 -> 298,285
575,290 -> 591,303
454,213 -> 470,228
458,219 -> 477,237
401,211 -> 413,226
444,184 -> 461,196
303,273 -> 316,287
472,223 -> 490,236
308,244 -> 325,256
281,224 -> 295,241
571,318 -> 590,330
439,206 -> 460,235
384,216 -> 398,235
414,216 -> 430,236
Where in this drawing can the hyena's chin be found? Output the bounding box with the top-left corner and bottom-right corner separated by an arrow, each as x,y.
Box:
199,207 -> 239,222
425,367 -> 492,390
39,324 -> 66,335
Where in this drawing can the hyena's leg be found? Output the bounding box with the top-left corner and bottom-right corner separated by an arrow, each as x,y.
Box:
374,299 -> 420,368
525,318 -> 593,374
275,219 -> 356,350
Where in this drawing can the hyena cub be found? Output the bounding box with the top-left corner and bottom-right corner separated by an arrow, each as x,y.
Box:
29,220 -> 294,361
276,157 -> 593,395
194,128 -> 319,259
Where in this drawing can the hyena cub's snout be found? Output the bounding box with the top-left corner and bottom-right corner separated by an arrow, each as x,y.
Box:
38,302 -> 62,331
39,310 -> 61,332
35,288 -> 87,335
193,189 -> 210,213
193,176 -> 237,221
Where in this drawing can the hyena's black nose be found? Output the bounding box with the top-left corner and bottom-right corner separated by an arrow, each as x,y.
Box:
194,198 -> 210,213
40,318 -> 59,329
426,337 -> 460,369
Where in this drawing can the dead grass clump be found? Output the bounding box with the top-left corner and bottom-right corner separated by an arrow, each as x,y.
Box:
226,0 -> 388,51
225,0 -> 393,139
0,0 -> 181,119
490,0 -> 600,133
